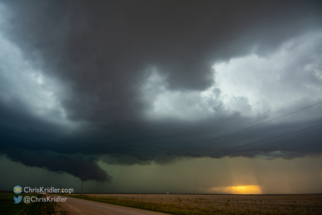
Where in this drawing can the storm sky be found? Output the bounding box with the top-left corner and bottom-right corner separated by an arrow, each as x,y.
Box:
0,1 -> 321,193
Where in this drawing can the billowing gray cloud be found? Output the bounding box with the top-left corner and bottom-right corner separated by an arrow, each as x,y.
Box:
0,1 -> 321,181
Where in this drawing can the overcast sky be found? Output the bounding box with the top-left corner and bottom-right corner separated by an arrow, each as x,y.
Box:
0,1 -> 321,194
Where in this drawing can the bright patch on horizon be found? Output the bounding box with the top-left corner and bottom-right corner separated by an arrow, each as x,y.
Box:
208,185 -> 262,194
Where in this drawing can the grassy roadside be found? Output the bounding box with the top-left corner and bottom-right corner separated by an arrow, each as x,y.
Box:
0,193 -> 68,215
64,194 -> 192,215
62,194 -> 248,215
62,194 -> 322,215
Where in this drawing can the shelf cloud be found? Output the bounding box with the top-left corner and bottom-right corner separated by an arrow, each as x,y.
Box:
0,1 -> 321,181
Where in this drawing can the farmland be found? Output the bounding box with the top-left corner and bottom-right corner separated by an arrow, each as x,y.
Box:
67,193 -> 322,215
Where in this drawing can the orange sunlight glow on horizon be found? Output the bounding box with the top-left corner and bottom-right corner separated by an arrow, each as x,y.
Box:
207,185 -> 262,194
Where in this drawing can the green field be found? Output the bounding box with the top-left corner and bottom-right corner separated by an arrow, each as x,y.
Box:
0,193 -> 68,215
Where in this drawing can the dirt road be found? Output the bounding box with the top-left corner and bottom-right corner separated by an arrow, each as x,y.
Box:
51,195 -> 169,215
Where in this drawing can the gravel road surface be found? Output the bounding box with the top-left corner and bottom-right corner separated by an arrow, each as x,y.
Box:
51,195 -> 169,215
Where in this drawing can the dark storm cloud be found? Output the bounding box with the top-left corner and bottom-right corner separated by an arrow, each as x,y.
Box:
0,1 -> 321,181
2,148 -> 110,182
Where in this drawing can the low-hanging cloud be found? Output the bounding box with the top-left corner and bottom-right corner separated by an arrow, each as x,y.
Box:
3,148 -> 110,182
0,1 -> 321,181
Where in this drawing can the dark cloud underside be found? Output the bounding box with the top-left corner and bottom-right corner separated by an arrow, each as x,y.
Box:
0,1 -> 321,181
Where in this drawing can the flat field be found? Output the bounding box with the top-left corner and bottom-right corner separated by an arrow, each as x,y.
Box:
68,193 -> 322,215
